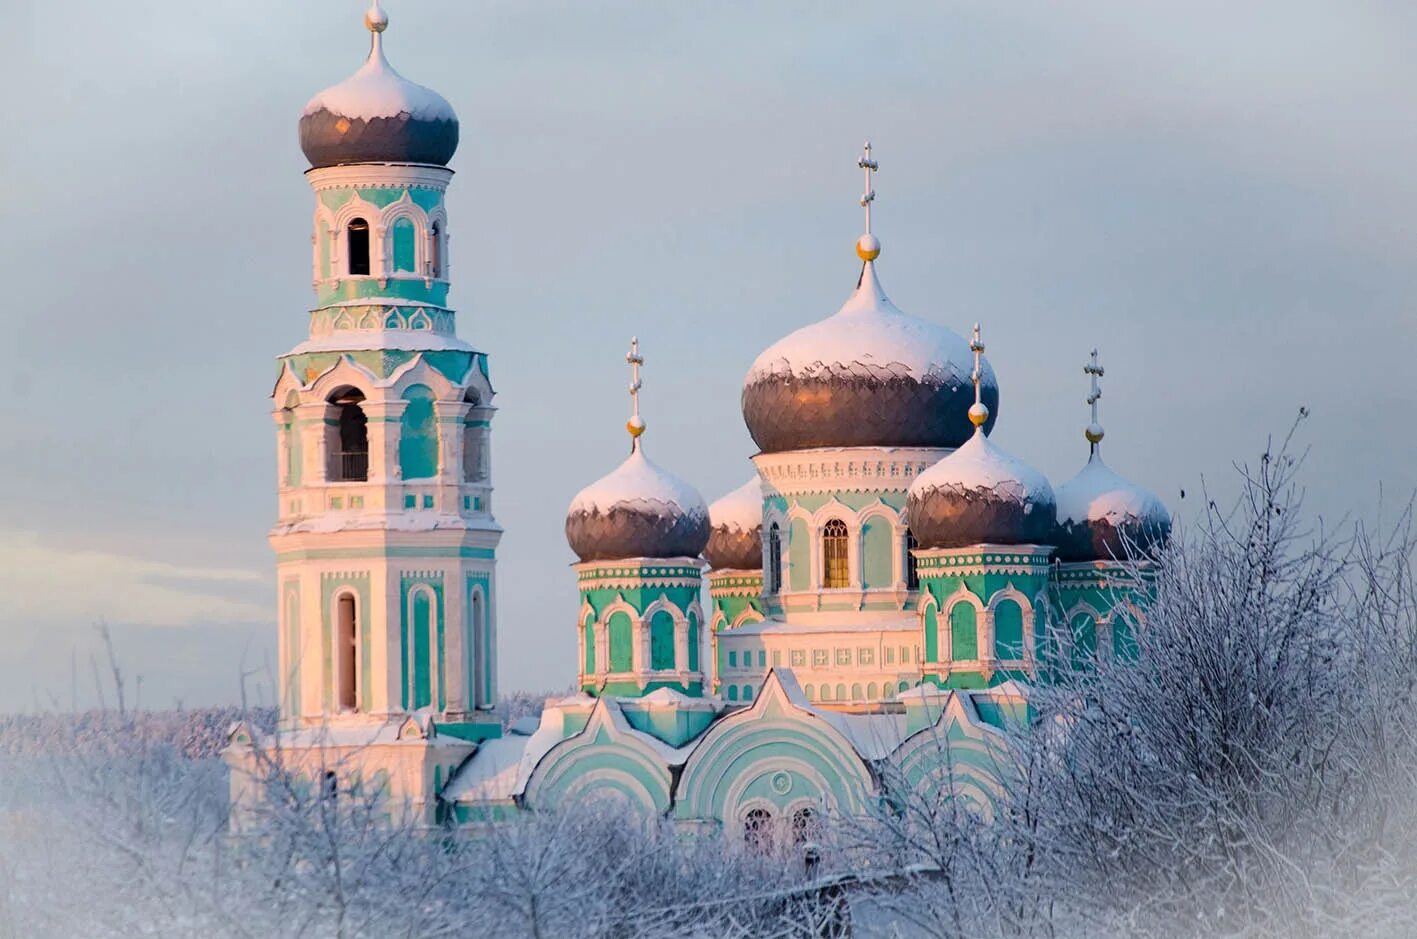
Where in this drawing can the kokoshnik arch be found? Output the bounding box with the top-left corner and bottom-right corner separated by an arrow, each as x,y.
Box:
227,4 -> 1173,841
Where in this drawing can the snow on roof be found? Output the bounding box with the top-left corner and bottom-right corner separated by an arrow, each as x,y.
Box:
910,429 -> 1053,505
303,35 -> 456,123
444,709 -> 568,803
634,686 -> 718,708
275,719 -> 467,750
745,263 -> 994,389
1056,452 -> 1169,526
807,708 -> 910,762
273,513 -> 502,537
709,477 -> 763,533
568,446 -> 707,522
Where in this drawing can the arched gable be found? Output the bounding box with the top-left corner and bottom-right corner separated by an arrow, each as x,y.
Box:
523,698 -> 673,817
674,671 -> 875,824
889,690 -> 1018,822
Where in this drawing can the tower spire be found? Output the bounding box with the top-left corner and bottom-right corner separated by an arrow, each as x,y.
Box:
1084,347 -> 1105,454
626,336 -> 646,451
856,142 -> 882,262
968,323 -> 990,431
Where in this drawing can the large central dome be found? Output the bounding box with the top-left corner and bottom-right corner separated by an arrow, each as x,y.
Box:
741,259 -> 999,453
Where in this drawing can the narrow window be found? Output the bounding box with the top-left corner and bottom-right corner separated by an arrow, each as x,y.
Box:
791,807 -> 818,845
337,594 -> 357,711
347,218 -> 371,276
323,770 -> 338,801
767,523 -> 782,593
430,221 -> 443,278
472,591 -> 488,708
905,529 -> 920,591
822,519 -> 849,589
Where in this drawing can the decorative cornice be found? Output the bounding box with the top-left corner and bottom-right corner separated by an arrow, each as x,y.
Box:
751,447 -> 949,497
306,163 -> 453,192
309,303 -> 455,337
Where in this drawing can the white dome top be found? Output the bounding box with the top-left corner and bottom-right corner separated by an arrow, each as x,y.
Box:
708,477 -> 763,533
1056,453 -> 1168,528
569,447 -> 707,521
746,265 -> 989,389
302,39 -> 455,123
912,431 -> 1052,505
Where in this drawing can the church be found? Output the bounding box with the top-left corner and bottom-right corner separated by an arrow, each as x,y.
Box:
226,4 -> 1172,840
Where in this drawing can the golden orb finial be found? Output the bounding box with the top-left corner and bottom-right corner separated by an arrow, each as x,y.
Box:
856,233 -> 881,262
969,402 -> 991,428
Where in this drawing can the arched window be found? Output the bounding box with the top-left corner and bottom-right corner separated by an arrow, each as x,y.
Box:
471,590 -> 488,709
994,599 -> 1025,661
850,682 -> 863,701
347,218 -> 371,276
582,616 -> 595,676
607,612 -> 633,673
281,392 -> 302,489
391,216 -> 416,272
819,684 -> 832,702
336,593 -> 358,711
835,682 -> 847,701
323,770 -> 338,801
791,807 -> 818,845
924,605 -> 940,663
429,220 -> 443,278
767,523 -> 783,593
329,389 -> 368,482
743,684 -> 753,702
905,529 -> 920,591
687,612 -> 700,672
727,685 -> 739,702
649,610 -> 675,671
805,684 -> 815,701
898,680 -> 910,693
1070,613 -> 1098,671
867,681 -> 878,699
822,519 -> 849,589
743,808 -> 774,853
1113,614 -> 1138,663
950,603 -> 978,661
398,384 -> 439,480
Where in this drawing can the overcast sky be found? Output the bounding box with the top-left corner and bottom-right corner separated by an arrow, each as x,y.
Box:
2,1 -> 1415,712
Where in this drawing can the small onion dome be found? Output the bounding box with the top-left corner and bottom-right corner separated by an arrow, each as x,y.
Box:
742,262 -> 998,453
1053,453 -> 1171,562
906,429 -> 1056,549
704,477 -> 764,571
565,445 -> 710,562
299,7 -> 458,169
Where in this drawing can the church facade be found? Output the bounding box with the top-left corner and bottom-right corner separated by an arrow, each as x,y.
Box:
227,5 -> 1171,840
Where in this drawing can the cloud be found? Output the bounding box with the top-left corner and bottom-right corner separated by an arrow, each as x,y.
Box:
0,529 -> 271,629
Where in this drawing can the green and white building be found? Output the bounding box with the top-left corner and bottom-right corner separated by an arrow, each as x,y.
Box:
229,4 -> 1172,839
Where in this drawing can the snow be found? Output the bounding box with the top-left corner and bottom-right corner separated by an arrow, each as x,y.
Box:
302,36 -> 456,123
272,513 -> 502,536
910,428 -> 1054,506
568,445 -> 708,522
1055,452 -> 1170,526
808,708 -> 910,761
289,331 -> 477,355
635,686 -> 719,708
709,477 -> 763,533
744,262 -> 996,389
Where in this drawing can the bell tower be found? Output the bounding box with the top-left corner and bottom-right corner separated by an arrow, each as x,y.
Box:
267,2 -> 500,744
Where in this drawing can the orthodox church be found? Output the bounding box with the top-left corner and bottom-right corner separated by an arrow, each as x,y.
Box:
227,5 -> 1172,838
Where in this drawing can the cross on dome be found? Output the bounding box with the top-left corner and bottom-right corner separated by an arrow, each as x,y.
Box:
626,336 -> 646,449
856,142 -> 882,262
968,323 -> 990,429
1084,347 -> 1106,451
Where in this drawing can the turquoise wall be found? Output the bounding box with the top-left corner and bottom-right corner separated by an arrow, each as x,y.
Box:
398,384 -> 439,480
399,574 -> 446,711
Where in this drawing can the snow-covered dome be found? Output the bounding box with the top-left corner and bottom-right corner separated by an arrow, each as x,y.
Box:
742,259 -> 998,454
565,445 -> 710,563
907,426 -> 1056,549
704,477 -> 763,571
1053,452 -> 1171,562
299,4 -> 458,170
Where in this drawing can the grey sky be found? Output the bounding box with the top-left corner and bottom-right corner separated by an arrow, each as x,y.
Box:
2,1 -> 1415,711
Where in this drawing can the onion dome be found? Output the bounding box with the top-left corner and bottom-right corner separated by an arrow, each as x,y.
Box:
299,3 -> 458,169
704,477 -> 764,571
1052,350 -> 1170,561
741,145 -> 997,453
565,338 -> 710,563
906,326 -> 1056,548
